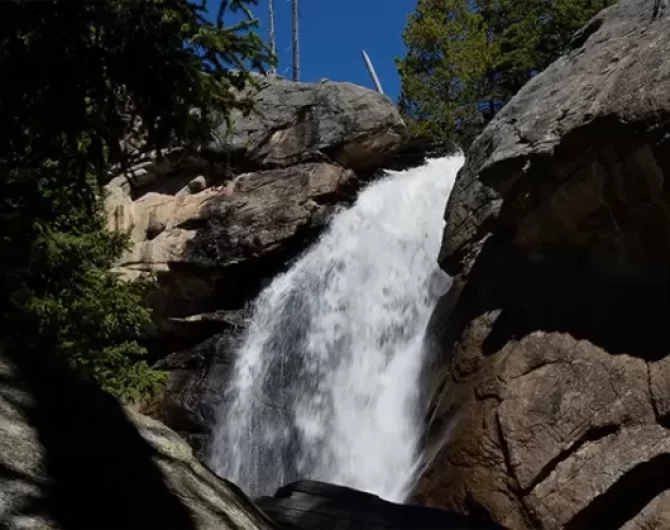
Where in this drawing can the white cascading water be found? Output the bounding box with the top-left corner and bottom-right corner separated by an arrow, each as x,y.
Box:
208,155 -> 464,502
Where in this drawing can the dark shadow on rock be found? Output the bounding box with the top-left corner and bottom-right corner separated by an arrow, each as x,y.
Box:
2,346 -> 198,530
365,136 -> 461,175
563,454 -> 670,530
255,480 -> 508,529
449,233 -> 670,363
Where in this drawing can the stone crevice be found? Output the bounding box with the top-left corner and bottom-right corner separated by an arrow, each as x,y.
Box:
500,358 -> 573,384
494,408 -> 541,530
523,424 -> 621,497
563,451 -> 670,530
646,361 -> 662,422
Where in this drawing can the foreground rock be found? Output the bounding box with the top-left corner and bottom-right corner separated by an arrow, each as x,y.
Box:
0,348 -> 508,530
416,1 -> 670,529
0,353 -> 275,530
257,481 -> 507,530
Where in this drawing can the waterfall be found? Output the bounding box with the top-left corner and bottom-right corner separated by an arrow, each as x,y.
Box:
208,155 -> 464,502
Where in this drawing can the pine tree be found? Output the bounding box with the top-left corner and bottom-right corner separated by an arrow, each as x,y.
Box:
0,0 -> 272,402
396,0 -> 615,148
397,0 -> 498,147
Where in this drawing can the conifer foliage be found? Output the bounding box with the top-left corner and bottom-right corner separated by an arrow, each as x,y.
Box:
396,0 -> 615,148
0,0 -> 272,401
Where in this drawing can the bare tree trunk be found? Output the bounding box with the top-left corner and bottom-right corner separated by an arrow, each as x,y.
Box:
268,0 -> 276,74
361,50 -> 384,94
291,0 -> 300,81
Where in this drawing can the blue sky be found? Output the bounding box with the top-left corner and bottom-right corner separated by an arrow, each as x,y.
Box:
207,0 -> 415,101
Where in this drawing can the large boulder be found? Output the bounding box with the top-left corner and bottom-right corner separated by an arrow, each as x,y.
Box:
107,77 -> 406,203
208,77 -> 405,173
416,1 -> 670,529
0,352 -> 275,530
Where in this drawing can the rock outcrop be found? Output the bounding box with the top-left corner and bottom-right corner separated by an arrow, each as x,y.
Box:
416,1 -> 670,529
0,352 -> 275,530
107,162 -> 359,330
104,77 -> 411,450
207,77 -> 405,173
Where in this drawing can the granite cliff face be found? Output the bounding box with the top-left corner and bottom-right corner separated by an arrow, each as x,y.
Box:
416,1 -> 670,529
